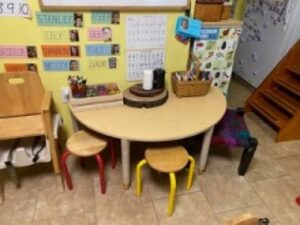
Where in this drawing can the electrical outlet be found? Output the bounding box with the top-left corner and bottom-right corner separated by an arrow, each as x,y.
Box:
60,87 -> 70,103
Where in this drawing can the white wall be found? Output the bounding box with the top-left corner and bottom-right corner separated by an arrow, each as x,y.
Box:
279,1 -> 300,58
233,0 -> 300,88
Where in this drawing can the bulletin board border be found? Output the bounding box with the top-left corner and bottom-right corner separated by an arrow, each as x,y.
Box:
39,0 -> 190,11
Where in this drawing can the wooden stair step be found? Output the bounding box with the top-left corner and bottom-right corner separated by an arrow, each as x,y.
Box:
250,98 -> 289,129
245,41 -> 300,142
261,89 -> 300,115
274,76 -> 300,96
286,65 -> 300,76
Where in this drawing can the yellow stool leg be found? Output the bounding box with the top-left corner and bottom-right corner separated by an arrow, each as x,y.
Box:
186,156 -> 195,190
168,172 -> 176,216
136,159 -> 147,196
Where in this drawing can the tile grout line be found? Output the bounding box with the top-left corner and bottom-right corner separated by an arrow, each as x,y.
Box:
244,174 -> 287,225
195,174 -> 221,224
92,174 -> 98,225
29,177 -> 45,225
145,178 -> 161,225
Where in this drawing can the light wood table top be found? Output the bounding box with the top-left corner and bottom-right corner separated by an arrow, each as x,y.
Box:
71,87 -> 226,142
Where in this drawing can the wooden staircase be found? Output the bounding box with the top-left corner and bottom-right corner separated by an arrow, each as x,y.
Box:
245,40 -> 300,142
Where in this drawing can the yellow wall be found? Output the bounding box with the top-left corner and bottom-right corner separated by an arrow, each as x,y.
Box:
0,0 -> 189,137
0,0 -> 244,138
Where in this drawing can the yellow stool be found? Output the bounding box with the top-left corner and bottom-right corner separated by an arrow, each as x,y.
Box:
136,145 -> 195,216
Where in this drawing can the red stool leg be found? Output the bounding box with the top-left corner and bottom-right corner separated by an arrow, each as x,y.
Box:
296,196 -> 300,206
95,153 -> 106,194
61,150 -> 73,190
109,138 -> 116,169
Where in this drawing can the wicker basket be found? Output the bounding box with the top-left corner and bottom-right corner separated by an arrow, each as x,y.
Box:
171,72 -> 211,97
194,0 -> 224,22
221,5 -> 231,20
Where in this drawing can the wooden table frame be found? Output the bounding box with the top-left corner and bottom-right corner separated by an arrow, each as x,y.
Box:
71,87 -> 226,188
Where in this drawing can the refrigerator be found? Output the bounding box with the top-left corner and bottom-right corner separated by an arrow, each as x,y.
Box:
190,21 -> 243,95
233,0 -> 300,88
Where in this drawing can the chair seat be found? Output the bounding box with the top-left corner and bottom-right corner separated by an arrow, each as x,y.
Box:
212,109 -> 251,148
145,146 -> 189,173
66,130 -> 107,157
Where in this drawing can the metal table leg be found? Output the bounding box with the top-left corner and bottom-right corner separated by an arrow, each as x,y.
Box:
121,139 -> 130,189
199,126 -> 214,174
0,179 -> 3,205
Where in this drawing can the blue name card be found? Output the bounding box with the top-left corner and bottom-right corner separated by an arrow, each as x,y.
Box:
86,44 -> 112,56
43,60 -> 80,71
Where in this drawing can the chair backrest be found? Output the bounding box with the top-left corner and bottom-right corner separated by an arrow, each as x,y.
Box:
0,72 -> 45,118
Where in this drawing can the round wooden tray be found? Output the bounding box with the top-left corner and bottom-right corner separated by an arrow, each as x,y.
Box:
129,83 -> 164,97
123,87 -> 168,108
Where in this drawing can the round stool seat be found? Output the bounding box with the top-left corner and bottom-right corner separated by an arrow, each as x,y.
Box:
66,130 -> 108,157
145,146 -> 189,173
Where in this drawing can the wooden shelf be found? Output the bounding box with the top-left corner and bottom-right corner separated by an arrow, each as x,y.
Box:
250,98 -> 289,129
202,19 -> 242,27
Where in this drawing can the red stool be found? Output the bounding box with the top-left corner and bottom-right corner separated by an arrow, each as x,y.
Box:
61,130 -> 116,194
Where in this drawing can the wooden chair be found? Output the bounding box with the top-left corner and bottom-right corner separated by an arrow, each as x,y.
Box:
60,130 -> 116,194
0,72 -> 60,203
136,145 -> 195,216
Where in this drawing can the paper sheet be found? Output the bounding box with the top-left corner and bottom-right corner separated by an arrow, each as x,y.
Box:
125,15 -> 167,81
5,63 -> 38,72
126,49 -> 165,81
126,15 -> 167,50
86,44 -> 119,56
43,60 -> 80,71
0,0 -> 31,17
42,30 -> 80,42
0,45 -> 37,58
88,27 -> 112,41
41,45 -> 80,57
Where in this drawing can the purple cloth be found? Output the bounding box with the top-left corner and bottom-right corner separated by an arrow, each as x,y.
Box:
212,109 -> 251,148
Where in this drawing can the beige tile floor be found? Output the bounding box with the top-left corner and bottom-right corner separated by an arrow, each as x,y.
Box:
1,77 -> 300,225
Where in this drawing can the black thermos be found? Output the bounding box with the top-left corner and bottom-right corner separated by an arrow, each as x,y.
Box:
153,68 -> 165,89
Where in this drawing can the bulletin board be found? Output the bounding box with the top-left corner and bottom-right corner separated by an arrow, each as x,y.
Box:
0,0 -> 190,136
39,0 -> 190,10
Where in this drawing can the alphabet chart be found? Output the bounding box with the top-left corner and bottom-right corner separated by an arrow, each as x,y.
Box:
126,15 -> 167,81
126,49 -> 165,81
126,15 -> 167,50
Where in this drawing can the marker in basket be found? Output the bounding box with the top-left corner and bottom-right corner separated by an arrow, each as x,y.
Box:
201,71 -> 211,81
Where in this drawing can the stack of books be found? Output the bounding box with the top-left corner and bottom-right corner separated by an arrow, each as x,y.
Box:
69,82 -> 123,112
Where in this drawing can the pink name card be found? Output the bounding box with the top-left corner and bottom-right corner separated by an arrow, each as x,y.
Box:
0,46 -> 28,58
88,27 -> 112,42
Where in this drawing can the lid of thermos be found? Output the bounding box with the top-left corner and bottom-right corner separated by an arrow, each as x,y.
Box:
153,68 -> 166,74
